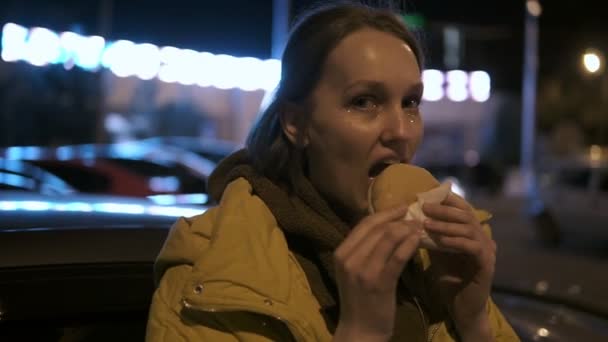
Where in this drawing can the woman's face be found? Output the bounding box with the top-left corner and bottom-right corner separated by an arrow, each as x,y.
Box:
303,28 -> 424,224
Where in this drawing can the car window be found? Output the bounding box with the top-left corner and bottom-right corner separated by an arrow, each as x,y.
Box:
31,162 -> 112,193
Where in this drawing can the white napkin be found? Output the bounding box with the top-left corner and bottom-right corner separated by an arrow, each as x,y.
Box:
404,181 -> 452,250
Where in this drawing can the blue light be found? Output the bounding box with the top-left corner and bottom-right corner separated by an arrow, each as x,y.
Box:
92,203 -> 146,214
147,193 -> 208,205
20,201 -> 52,211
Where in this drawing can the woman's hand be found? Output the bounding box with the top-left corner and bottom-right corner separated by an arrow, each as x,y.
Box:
422,193 -> 496,341
333,205 -> 422,342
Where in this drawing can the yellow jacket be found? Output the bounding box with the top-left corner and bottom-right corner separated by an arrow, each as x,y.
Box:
146,178 -> 520,341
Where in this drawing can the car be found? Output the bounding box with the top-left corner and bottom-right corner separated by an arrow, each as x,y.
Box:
0,142 -> 216,205
139,136 -> 241,163
1,192 -> 607,341
0,191 -> 206,341
530,146 -> 608,246
0,158 -> 75,195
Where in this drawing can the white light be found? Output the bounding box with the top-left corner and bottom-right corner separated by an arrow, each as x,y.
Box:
469,71 -> 491,102
422,69 -> 444,102
158,46 -> 181,83
59,32 -> 105,70
537,328 -> 550,337
77,35 -> 105,70
234,57 -> 263,91
147,205 -> 205,217
191,51 -> 214,87
176,49 -> 201,85
103,40 -> 137,77
259,59 -> 282,91
25,27 -> 61,66
0,201 -> 18,211
446,70 -> 468,102
583,52 -> 602,74
1,23 -> 28,62
526,0 -> 542,17
133,43 -> 160,80
445,177 -> 466,199
213,54 -> 239,89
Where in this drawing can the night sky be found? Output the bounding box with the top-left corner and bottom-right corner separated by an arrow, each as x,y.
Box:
1,0 -> 606,92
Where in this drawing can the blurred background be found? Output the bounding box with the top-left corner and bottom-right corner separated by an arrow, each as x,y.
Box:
0,0 -> 607,341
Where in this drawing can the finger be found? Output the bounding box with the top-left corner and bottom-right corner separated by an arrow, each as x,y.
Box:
335,205 -> 409,258
434,235 -> 494,261
382,230 -> 422,279
424,220 -> 478,239
423,202 -> 473,224
345,220 -> 419,271
442,192 -> 472,211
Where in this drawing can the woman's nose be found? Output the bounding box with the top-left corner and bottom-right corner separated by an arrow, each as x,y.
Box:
380,106 -> 417,143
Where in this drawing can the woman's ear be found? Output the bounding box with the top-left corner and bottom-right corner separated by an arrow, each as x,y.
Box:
280,102 -> 309,147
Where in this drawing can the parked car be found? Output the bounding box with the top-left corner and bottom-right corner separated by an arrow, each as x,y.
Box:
0,142 -> 216,205
0,158 -> 75,194
2,192 -> 607,341
0,191 -> 206,341
140,136 -> 241,163
531,147 -> 608,246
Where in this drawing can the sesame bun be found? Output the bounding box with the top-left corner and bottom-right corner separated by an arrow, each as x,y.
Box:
368,163 -> 440,214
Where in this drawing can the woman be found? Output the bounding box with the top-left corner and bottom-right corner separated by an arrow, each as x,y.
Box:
146,3 -> 519,341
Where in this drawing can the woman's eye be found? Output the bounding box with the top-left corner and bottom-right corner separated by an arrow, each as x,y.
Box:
403,98 -> 420,109
351,96 -> 378,111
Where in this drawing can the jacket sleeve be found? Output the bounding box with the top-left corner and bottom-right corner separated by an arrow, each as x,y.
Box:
430,298 -> 520,342
146,266 -> 295,342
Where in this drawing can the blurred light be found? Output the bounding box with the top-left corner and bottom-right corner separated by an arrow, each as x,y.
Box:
147,205 -> 205,217
444,177 -> 466,199
26,27 -> 61,66
102,40 -> 137,77
464,149 -> 480,167
92,203 -> 145,214
422,69 -> 444,101
583,51 -> 602,74
1,23 -> 28,62
55,202 -> 93,212
149,176 -> 180,192
157,46 -> 182,83
147,193 -> 208,205
5,147 -> 24,160
469,71 -> 491,102
526,0 -> 542,17
535,280 -> 549,294
56,146 -> 74,160
20,201 -> 52,211
133,43 -> 160,80
446,70 -> 468,102
0,199 -> 205,217
2,23 -> 484,94
590,144 -> 602,166
537,328 -> 550,337
0,200 -> 18,211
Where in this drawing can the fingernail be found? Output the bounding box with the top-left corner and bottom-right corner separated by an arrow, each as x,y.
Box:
424,219 -> 434,228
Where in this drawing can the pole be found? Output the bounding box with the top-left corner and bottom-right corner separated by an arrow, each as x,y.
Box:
521,0 -> 541,213
271,0 -> 290,59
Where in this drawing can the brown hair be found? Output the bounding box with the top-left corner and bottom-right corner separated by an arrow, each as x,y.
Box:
246,1 -> 424,190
